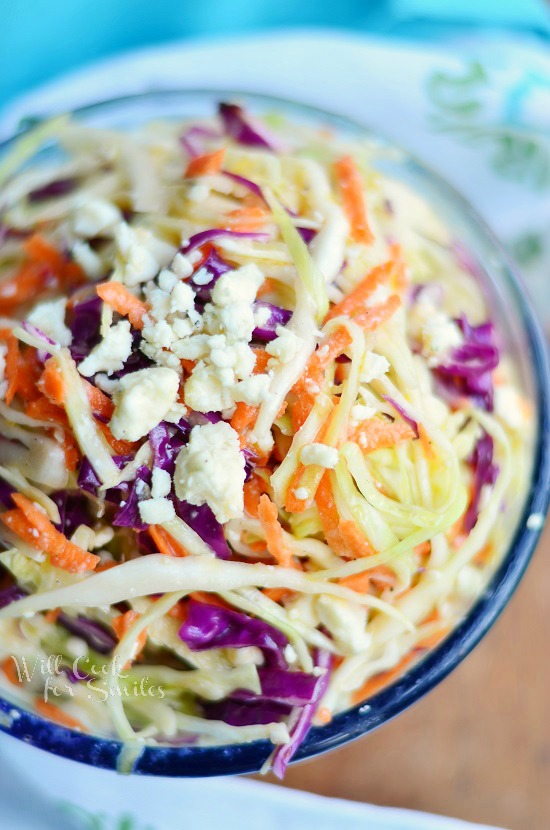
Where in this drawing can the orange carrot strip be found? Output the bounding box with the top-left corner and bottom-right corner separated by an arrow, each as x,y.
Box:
8,494 -> 99,573
40,360 -> 114,419
315,472 -> 346,556
339,571 -> 372,593
338,519 -> 375,559
44,608 -> 60,624
35,699 -> 88,731
349,418 -> 415,453
225,205 -> 267,232
1,656 -> 22,686
149,525 -> 190,558
252,347 -> 270,374
97,421 -> 137,456
95,561 -> 119,573
257,494 -> 297,569
96,281 -> 148,330
112,610 -> 147,667
185,148 -> 225,178
262,587 -> 291,603
325,246 -> 404,322
353,294 -> 401,331
334,155 -> 373,245
243,473 -> 269,518
351,653 -> 416,705
231,402 -> 259,434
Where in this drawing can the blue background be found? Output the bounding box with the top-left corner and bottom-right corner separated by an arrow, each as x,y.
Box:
2,0 -> 550,109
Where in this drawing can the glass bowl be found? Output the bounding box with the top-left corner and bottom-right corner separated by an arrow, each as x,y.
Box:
0,90 -> 548,777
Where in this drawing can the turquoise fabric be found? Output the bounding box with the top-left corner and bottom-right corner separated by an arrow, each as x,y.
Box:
1,0 -> 550,108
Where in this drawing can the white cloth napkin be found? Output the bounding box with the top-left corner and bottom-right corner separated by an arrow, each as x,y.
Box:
0,732 -> 506,830
0,28 -> 535,829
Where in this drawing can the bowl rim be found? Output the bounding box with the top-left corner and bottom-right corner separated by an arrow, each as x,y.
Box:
0,88 -> 549,777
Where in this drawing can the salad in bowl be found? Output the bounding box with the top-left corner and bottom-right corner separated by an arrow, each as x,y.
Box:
0,95 -> 540,777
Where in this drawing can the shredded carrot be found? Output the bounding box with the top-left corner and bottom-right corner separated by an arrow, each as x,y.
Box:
339,571 -> 372,593
334,155 -> 373,245
351,652 -> 416,704
316,706 -> 333,725
231,402 -> 259,434
39,360 -> 114,419
315,472 -> 346,556
257,494 -> 297,569
243,472 -> 269,517
226,205 -> 267,232
353,294 -> 401,332
26,395 -> 68,425
339,519 -> 376,558
325,246 -> 404,322
257,278 -> 277,298
149,525 -> 190,558
97,421 -> 137,456
44,608 -> 60,624
1,656 -> 22,686
349,418 -> 415,453
4,494 -> 99,573
185,148 -> 225,178
180,358 -> 196,375
252,347 -> 270,374
96,281 -> 148,330
35,699 -> 88,731
0,235 -> 84,315
291,326 -> 352,431
14,346 -> 42,402
262,587 -> 291,603
112,610 -> 147,667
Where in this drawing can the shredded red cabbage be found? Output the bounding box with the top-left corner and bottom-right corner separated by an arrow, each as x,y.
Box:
204,699 -> 291,727
233,667 -> 321,707
435,316 -> 499,411
0,585 -> 27,610
57,612 -> 116,655
21,320 -> 55,361
149,420 -> 189,476
189,247 -> 232,302
179,601 -> 288,668
69,295 -> 102,361
179,125 -> 220,159
223,171 -> 265,203
113,465 -> 151,530
382,395 -> 420,438
464,431 -> 499,533
271,649 -> 332,778
181,228 -> 269,256
50,491 -> 93,536
0,476 -> 14,508
77,455 -> 132,503
218,103 -> 280,151
297,227 -> 316,244
173,499 -> 231,560
252,301 -> 292,342
28,177 -> 78,203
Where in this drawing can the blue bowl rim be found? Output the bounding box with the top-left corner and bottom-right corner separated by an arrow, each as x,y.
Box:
0,89 -> 549,777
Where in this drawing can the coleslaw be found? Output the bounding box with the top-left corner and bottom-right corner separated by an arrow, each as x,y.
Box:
0,101 -> 534,776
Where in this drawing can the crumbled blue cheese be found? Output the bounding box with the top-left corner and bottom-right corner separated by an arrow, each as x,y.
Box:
232,374 -> 272,405
115,223 -> 176,286
183,362 -> 235,412
172,253 -> 194,279
72,241 -> 104,280
315,595 -> 370,654
265,326 -> 301,365
350,403 -> 376,423
109,367 -> 180,441
78,320 -> 132,377
174,421 -> 245,523
300,443 -> 339,469
73,199 -> 122,238
138,497 -> 176,525
170,281 -> 195,315
421,312 -> 462,366
293,487 -> 309,501
27,298 -> 72,347
211,264 -> 264,307
151,468 -> 172,499
494,385 -> 529,431
360,351 -> 390,383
